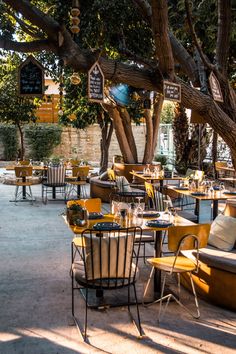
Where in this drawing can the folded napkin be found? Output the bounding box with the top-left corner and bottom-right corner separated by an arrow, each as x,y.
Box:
145,219 -> 173,228
93,222 -> 121,231
88,212 -> 104,220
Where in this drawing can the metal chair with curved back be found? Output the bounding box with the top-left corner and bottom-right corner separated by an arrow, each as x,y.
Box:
42,165 -> 67,204
143,223 -> 210,321
67,166 -> 90,199
71,226 -> 143,342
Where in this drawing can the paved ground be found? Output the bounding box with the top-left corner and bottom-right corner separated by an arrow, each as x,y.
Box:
0,181 -> 235,354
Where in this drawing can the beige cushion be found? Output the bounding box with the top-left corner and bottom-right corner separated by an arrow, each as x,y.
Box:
116,176 -> 132,193
84,234 -> 134,280
208,214 -> 236,251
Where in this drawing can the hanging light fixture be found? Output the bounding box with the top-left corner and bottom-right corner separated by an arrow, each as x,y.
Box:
70,71 -> 81,85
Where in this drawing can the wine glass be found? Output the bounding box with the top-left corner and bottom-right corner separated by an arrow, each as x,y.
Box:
220,182 -> 225,194
163,199 -> 172,222
134,197 -> 145,225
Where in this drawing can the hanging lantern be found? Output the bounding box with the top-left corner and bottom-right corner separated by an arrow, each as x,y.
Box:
70,71 -> 81,85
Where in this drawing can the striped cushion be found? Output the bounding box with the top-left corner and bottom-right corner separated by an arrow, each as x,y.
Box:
47,166 -> 66,185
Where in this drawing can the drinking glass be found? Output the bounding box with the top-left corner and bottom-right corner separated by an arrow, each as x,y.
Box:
163,200 -> 173,222
134,197 -> 145,225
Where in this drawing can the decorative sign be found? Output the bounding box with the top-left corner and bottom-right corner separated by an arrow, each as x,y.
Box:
209,72 -> 223,102
163,81 -> 181,102
143,98 -> 151,109
18,55 -> 44,97
88,62 -> 104,103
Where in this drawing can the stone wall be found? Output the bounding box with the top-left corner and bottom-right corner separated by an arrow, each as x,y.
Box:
0,124 -> 148,165
53,124 -> 147,165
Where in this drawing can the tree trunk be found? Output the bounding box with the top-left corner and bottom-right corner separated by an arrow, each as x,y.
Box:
97,113 -> 113,173
17,123 -> 25,160
142,109 -> 153,164
118,108 -> 138,162
212,131 -> 218,178
105,105 -> 136,164
151,94 -> 164,158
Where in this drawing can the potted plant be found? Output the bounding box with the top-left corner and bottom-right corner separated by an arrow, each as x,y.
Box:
67,202 -> 87,225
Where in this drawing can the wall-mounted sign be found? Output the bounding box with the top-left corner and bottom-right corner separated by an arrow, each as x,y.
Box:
209,72 -> 223,102
18,55 -> 44,97
163,81 -> 181,102
88,62 -> 104,103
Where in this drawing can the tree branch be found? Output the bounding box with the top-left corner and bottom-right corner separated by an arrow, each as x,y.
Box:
8,11 -> 44,39
216,0 -> 231,74
132,0 -> 152,22
0,36 -> 53,52
3,0 -> 59,42
151,0 -> 175,80
184,0 -> 214,71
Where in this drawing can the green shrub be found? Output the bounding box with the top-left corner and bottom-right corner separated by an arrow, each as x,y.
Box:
25,124 -> 62,160
153,154 -> 168,166
0,124 -> 18,160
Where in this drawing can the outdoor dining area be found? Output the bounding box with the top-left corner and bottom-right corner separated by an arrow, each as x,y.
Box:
1,1 -> 236,353
1,157 -> 236,352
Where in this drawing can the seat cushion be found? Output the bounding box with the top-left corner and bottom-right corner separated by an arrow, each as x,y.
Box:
182,246 -> 236,274
208,214 -> 236,251
72,261 -> 138,288
147,256 -> 196,272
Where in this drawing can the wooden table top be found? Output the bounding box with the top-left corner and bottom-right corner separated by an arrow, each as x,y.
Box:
130,171 -> 183,181
168,186 -> 236,201
67,212 -> 195,235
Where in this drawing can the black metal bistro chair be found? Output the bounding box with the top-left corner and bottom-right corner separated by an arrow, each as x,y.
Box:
71,226 -> 143,342
42,166 -> 67,204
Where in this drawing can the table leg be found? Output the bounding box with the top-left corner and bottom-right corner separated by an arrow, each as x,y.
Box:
154,230 -> 162,294
52,186 -> 56,199
195,199 -> 200,223
22,177 -> 26,199
77,185 -> 81,198
212,200 -> 218,219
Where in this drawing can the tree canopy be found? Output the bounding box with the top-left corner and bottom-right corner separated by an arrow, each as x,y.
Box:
0,0 -> 235,165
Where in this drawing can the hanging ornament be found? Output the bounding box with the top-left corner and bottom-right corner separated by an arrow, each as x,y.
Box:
70,0 -> 80,34
70,71 -> 81,85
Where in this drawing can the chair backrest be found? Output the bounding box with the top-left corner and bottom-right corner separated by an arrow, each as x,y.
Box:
15,166 -> 33,178
116,176 -> 132,193
145,181 -> 171,211
67,198 -> 102,212
72,166 -> 90,180
19,160 -> 30,166
70,159 -> 80,166
47,166 -> 66,185
80,227 -> 142,287
168,224 -> 210,253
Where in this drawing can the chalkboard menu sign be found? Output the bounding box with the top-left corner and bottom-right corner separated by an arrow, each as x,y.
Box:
163,81 -> 181,102
88,62 -> 104,103
18,56 -> 44,97
209,72 -> 223,102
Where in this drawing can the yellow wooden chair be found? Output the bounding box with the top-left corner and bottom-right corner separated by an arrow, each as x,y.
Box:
14,166 -> 34,203
68,198 -> 102,251
143,224 -> 210,321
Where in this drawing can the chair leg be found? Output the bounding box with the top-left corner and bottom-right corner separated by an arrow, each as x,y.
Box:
127,284 -> 144,338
